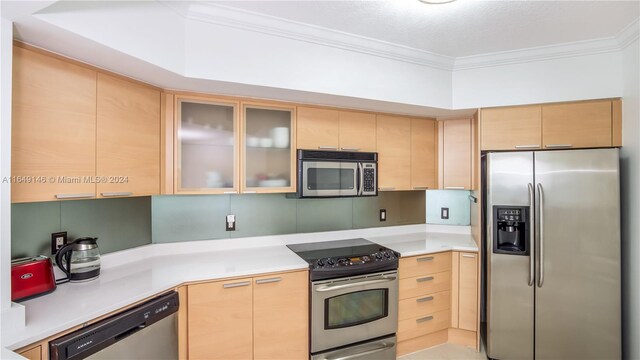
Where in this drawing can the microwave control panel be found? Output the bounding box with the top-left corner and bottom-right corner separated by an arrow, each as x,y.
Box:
362,163 -> 377,195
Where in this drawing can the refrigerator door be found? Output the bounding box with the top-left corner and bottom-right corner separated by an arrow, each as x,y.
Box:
486,152 -> 534,360
534,148 -> 620,359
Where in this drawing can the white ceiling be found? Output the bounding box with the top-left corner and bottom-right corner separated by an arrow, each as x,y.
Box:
209,0 -> 640,57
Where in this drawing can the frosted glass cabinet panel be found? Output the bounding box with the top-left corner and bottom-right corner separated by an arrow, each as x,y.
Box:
242,103 -> 296,193
176,98 -> 239,193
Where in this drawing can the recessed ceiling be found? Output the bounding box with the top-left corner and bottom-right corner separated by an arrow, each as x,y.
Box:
210,0 -> 639,57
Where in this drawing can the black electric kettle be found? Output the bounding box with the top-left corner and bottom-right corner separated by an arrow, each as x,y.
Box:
55,237 -> 101,282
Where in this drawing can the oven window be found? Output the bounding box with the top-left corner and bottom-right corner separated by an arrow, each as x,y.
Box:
307,168 -> 355,190
324,289 -> 388,329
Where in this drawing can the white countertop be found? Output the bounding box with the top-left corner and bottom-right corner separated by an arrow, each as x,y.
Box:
3,224 -> 476,351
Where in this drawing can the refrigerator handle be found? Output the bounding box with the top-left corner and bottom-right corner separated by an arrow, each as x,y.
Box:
537,183 -> 545,288
528,183 -> 535,287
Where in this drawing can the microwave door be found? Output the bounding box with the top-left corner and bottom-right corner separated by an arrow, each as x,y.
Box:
302,161 -> 358,197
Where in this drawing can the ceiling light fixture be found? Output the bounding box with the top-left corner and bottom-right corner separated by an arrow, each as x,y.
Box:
418,0 -> 456,4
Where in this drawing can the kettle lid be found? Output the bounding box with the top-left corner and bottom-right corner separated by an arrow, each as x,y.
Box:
75,237 -> 98,244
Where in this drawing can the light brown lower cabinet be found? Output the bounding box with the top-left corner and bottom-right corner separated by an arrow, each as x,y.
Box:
187,270 -> 308,360
18,346 -> 42,360
457,252 -> 478,332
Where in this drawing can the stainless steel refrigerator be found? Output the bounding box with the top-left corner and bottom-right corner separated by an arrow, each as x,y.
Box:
484,148 -> 620,360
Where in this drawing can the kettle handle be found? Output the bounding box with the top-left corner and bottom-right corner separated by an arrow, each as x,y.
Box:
55,243 -> 73,277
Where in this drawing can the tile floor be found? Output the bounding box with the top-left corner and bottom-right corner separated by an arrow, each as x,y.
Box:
398,343 -> 487,360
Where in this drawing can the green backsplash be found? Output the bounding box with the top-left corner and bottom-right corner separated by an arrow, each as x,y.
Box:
11,197 -> 152,258
151,191 -> 426,243
11,192 -> 426,257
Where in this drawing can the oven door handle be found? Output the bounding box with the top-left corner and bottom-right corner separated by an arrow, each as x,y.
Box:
325,342 -> 395,360
315,276 -> 397,292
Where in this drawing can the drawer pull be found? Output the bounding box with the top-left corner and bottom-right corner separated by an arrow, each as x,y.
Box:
416,315 -> 434,323
55,193 -> 94,199
379,187 -> 395,191
462,254 -> 476,258
416,256 -> 434,262
416,296 -> 434,303
318,146 -> 338,150
545,144 -> 573,148
416,276 -> 434,283
100,192 -> 133,197
515,145 -> 540,149
256,277 -> 281,284
413,186 -> 429,190
340,147 -> 360,151
223,281 -> 251,289
243,191 -> 257,194
445,187 -> 465,190
223,191 -> 238,194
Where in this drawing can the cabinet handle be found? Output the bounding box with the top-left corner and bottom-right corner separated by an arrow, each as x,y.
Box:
256,277 -> 282,284
445,187 -> 465,190
413,186 -> 429,190
379,187 -> 395,191
515,145 -> 540,149
100,192 -> 133,197
243,191 -> 257,194
318,146 -> 338,150
416,276 -> 434,283
340,147 -> 360,151
55,193 -> 94,199
545,144 -> 573,148
223,191 -> 238,194
416,256 -> 434,262
416,296 -> 434,303
416,315 -> 434,323
462,254 -> 476,258
223,281 -> 251,289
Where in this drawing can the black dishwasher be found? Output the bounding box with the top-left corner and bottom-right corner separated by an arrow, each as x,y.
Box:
50,291 -> 179,360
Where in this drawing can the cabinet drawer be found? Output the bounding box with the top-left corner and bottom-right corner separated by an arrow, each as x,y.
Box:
399,271 -> 450,300
399,252 -> 451,279
399,290 -> 450,321
398,309 -> 450,342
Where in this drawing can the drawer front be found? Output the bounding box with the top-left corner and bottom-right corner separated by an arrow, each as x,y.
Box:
399,271 -> 450,300
399,252 -> 451,279
399,290 -> 450,321
398,309 -> 450,341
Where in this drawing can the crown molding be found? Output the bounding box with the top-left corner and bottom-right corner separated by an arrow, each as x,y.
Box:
162,2 -> 638,73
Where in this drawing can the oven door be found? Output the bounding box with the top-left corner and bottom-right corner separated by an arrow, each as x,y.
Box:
311,271 -> 399,353
301,161 -> 358,197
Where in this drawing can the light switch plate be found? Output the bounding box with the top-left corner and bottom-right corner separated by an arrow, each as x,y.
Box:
380,209 -> 387,222
441,207 -> 449,220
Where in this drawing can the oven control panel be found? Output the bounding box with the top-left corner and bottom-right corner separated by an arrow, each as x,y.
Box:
312,250 -> 398,270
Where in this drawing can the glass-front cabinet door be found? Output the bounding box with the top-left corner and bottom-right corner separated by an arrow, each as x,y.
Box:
176,97 -> 239,193
242,103 -> 296,193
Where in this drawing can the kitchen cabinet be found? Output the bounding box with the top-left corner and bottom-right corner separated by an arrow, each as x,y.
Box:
411,118 -> 437,190
542,100 -> 612,149
174,96 -> 240,194
96,73 -> 161,198
242,102 -> 296,193
441,119 -> 471,190
187,270 -> 308,360
457,252 -> 478,331
296,106 -> 376,152
481,105 -> 542,151
397,252 -> 452,356
11,45 -> 97,203
377,115 -> 411,191
18,346 -> 42,360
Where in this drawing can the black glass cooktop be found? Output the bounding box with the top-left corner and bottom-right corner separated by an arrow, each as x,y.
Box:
287,238 -> 399,280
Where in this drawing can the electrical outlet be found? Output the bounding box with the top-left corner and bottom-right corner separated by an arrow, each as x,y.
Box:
226,214 -> 236,231
379,209 -> 387,222
51,231 -> 67,255
441,207 -> 449,220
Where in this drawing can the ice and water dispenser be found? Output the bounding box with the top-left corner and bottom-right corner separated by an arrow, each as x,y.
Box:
492,206 -> 529,255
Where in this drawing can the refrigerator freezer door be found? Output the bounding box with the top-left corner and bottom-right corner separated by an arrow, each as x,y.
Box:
534,149 -> 620,360
486,152 -> 534,360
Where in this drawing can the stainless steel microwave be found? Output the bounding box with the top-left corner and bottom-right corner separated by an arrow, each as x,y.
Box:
297,150 -> 378,198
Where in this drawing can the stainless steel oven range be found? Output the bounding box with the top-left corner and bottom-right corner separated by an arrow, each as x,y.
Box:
287,239 -> 399,360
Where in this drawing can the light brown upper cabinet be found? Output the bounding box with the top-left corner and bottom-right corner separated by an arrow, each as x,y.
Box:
96,73 -> 161,198
481,105 -> 542,151
297,106 -> 376,152
241,102 -> 296,194
296,107 -> 340,150
174,96 -> 240,194
411,118 -> 437,190
542,100 -> 612,149
339,111 -> 376,152
441,119 -> 472,190
12,46 -> 97,203
377,115 -> 411,191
